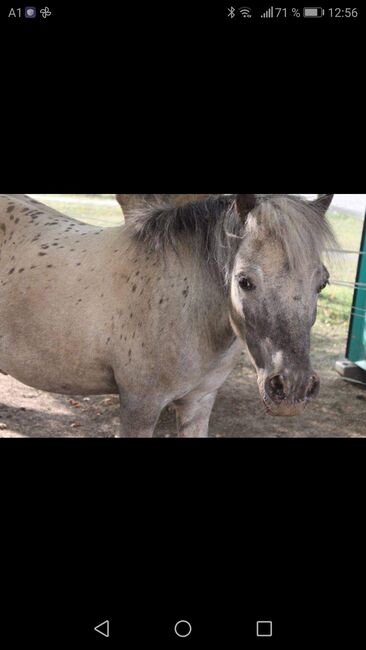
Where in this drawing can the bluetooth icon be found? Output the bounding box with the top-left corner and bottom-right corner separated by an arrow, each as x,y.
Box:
228,6 -> 236,18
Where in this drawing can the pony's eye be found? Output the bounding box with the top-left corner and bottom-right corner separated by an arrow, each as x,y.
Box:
317,280 -> 329,293
238,276 -> 255,291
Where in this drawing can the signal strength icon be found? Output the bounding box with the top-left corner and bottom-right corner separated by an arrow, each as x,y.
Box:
239,6 -> 252,18
261,6 -> 274,18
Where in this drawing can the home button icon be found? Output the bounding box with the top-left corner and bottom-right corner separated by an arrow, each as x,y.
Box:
174,620 -> 192,638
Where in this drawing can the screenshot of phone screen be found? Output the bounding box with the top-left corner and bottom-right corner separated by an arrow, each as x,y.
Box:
0,2 -> 364,647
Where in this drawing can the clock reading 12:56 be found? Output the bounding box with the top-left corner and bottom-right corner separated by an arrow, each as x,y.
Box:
328,8 -> 359,17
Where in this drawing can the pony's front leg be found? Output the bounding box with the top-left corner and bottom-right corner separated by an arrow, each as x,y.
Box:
174,391 -> 218,438
118,394 -> 163,438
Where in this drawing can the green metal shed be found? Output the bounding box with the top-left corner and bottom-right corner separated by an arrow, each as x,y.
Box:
346,213 -> 366,372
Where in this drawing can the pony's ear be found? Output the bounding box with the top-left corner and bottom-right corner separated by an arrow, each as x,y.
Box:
236,194 -> 257,220
312,194 -> 334,214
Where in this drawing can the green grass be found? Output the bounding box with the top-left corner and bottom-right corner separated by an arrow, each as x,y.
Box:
31,197 -> 123,227
31,194 -> 116,201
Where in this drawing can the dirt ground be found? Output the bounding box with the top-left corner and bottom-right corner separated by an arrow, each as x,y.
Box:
1,350 -> 366,438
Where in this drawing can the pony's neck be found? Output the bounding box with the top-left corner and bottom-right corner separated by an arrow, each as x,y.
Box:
187,257 -> 237,353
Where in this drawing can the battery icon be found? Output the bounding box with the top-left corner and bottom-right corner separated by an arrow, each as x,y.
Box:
303,7 -> 324,17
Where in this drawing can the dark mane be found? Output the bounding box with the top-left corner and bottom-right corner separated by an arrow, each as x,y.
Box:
126,194 -> 337,285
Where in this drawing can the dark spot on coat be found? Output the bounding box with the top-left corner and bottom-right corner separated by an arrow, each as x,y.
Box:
128,349 -> 132,357
41,244 -> 49,249
30,265 -> 37,269
159,298 -> 163,304
182,288 -> 189,298
132,285 -> 137,292
0,224 -> 5,233
135,271 -> 140,276
106,337 -> 111,344
38,252 -> 47,256
47,265 -> 53,268
9,215 -> 14,221
18,268 -> 25,273
7,205 -> 15,213
8,268 -> 15,275
15,218 -> 19,224
76,262 -> 81,266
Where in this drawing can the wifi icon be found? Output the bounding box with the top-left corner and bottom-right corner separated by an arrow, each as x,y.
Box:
239,6 -> 252,18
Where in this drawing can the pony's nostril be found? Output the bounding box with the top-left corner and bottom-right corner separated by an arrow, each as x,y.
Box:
306,375 -> 320,399
270,375 -> 284,393
267,374 -> 286,401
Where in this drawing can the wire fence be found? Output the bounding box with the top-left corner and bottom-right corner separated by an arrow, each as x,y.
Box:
317,247 -> 364,326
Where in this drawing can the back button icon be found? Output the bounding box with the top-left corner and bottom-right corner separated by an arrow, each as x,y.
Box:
94,620 -> 110,638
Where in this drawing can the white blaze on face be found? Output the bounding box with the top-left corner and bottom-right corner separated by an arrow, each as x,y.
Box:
272,350 -> 284,373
